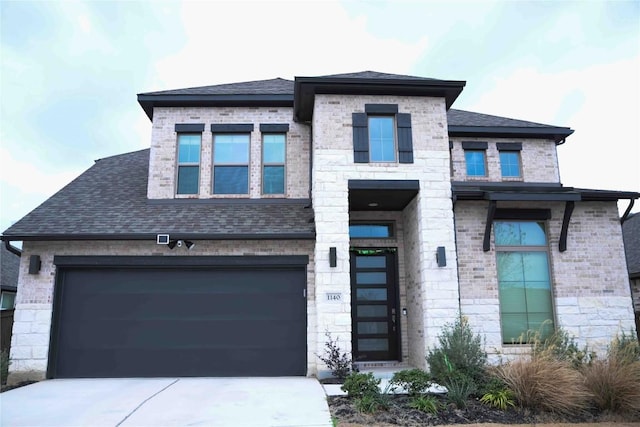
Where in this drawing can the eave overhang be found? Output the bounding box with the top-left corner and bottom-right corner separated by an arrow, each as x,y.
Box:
137,94 -> 294,120
448,125 -> 574,144
294,77 -> 466,122
0,232 -> 316,242
451,182 -> 638,203
452,181 -> 640,253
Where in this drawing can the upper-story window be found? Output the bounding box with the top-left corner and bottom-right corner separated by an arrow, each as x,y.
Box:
368,116 -> 396,162
462,141 -> 487,177
213,134 -> 250,194
353,104 -> 413,164
498,143 -> 522,178
211,124 -> 254,195
260,124 -> 289,195
495,220 -> 554,344
175,124 -> 204,195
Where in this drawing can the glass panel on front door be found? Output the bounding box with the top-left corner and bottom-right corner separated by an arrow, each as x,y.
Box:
350,250 -> 398,361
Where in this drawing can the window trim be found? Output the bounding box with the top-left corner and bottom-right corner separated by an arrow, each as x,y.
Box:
494,220 -> 555,344
212,133 -> 251,195
261,132 -> 287,195
175,132 -> 202,195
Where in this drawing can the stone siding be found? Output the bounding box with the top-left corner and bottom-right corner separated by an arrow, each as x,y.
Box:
147,107 -> 310,199
455,200 -> 636,360
8,240 -> 315,383
311,94 -> 460,370
450,137 -> 560,183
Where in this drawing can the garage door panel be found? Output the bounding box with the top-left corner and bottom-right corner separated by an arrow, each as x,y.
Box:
52,265 -> 307,378
63,292 -> 304,321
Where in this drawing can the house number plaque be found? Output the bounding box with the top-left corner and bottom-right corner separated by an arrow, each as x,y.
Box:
326,293 -> 342,301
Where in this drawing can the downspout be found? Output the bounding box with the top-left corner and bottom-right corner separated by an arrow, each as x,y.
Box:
4,240 -> 21,257
308,122 -> 313,209
621,199 -> 635,224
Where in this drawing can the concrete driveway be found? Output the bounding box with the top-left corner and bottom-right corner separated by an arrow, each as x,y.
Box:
0,377 -> 333,427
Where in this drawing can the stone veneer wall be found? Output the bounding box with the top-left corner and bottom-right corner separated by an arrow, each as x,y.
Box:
147,107 -> 310,199
311,94 -> 459,371
450,138 -> 560,183
455,200 -> 636,361
9,240 -> 315,383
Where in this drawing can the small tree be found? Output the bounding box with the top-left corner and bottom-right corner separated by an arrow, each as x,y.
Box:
317,331 -> 353,380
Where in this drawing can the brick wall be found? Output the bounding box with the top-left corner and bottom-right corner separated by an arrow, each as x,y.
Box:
450,137 -> 560,183
455,200 -> 636,360
8,239 -> 315,383
147,107 -> 310,199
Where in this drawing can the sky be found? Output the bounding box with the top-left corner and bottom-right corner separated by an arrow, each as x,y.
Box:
1,0 -> 639,236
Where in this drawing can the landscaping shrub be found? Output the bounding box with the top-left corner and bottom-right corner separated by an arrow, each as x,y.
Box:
389,368 -> 432,396
530,326 -> 594,367
341,372 -> 380,398
353,392 -> 389,413
480,377 -> 515,410
318,331 -> 353,380
409,395 -> 440,414
495,353 -> 590,416
0,350 -> 9,385
582,333 -> 640,414
426,316 -> 487,389
443,372 -> 476,409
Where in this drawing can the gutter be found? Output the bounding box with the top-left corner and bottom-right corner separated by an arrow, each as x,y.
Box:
0,232 -> 317,242
4,240 -> 21,257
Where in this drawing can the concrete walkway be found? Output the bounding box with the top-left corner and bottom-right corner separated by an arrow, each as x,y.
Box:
0,377 -> 333,427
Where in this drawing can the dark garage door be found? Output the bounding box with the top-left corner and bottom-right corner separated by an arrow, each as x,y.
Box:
50,256 -> 307,378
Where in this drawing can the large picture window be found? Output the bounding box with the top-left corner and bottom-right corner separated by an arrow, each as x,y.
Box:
176,133 -> 201,194
213,134 -> 250,194
495,221 -> 554,343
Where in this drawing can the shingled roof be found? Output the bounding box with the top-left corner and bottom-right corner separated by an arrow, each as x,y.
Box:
0,244 -> 19,292
139,78 -> 294,96
1,149 -> 315,241
623,212 -> 640,278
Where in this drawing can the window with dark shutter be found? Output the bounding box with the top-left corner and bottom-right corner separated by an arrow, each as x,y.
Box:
352,106 -> 413,164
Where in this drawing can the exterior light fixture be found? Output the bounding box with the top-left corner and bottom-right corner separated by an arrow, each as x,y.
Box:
168,240 -> 178,249
436,246 -> 446,267
185,240 -> 195,250
329,247 -> 337,267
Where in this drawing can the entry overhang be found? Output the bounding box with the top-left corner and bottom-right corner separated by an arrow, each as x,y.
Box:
348,180 -> 420,211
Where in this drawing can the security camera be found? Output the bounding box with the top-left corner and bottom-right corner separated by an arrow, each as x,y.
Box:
177,240 -> 183,248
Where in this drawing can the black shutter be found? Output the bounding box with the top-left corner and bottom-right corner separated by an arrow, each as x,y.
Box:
352,113 -> 369,163
397,113 -> 413,163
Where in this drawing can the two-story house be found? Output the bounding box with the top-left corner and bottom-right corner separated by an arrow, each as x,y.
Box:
2,71 -> 637,383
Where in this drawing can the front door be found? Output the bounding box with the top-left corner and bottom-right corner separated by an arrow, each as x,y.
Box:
350,249 -> 399,361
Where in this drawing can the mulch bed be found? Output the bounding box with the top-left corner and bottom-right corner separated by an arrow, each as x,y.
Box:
328,394 -> 639,426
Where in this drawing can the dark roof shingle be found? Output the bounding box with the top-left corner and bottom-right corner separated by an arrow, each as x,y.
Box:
1,149 -> 315,240
1,244 -> 19,291
139,78 -> 294,96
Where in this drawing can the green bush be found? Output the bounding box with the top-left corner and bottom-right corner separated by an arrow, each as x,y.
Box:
341,372 -> 380,398
409,395 -> 440,414
1,350 -> 9,385
530,326 -> 594,367
353,392 -> 389,413
480,387 -> 515,410
389,368 -> 432,396
426,316 -> 487,389
444,372 -> 476,409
